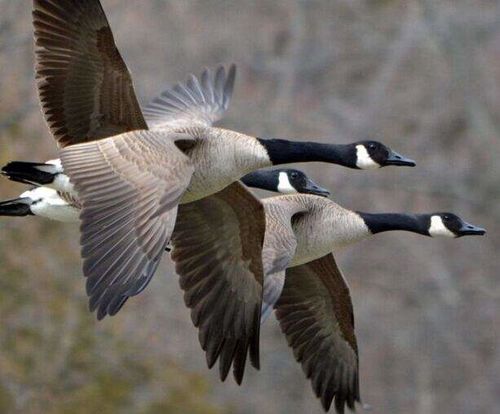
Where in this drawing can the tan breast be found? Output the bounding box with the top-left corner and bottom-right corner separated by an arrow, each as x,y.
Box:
179,127 -> 271,203
291,203 -> 370,266
262,195 -> 371,268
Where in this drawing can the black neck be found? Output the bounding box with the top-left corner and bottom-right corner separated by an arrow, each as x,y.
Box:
357,212 -> 430,236
240,171 -> 275,192
257,138 -> 356,168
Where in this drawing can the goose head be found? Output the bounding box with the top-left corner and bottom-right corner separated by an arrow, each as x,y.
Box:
241,169 -> 330,197
276,169 -> 330,196
358,211 -> 486,238
353,141 -> 416,169
426,213 -> 486,238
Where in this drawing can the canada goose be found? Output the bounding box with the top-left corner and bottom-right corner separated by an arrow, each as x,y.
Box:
163,189 -> 485,407
253,194 -> 485,412
3,0 -> 415,385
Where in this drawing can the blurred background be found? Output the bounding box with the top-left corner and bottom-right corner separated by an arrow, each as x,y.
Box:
0,0 -> 498,413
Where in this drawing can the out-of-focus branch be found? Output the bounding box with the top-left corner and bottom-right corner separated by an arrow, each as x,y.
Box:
420,0 -> 500,143
325,4 -> 425,135
249,0 -> 336,78
334,180 -> 492,216
354,4 -> 425,136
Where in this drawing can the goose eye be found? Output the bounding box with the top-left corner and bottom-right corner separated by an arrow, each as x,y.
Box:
368,143 -> 376,150
290,172 -> 298,179
443,215 -> 450,220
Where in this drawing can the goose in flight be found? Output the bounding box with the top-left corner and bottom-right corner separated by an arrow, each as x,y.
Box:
258,195 -> 485,412
160,189 -> 485,411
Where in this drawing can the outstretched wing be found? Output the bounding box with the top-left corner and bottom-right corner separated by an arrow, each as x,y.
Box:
143,64 -> 236,129
60,130 -> 193,319
170,182 -> 265,385
33,0 -> 148,147
275,254 -> 360,413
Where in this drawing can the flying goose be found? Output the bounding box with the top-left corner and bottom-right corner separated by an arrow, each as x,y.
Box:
2,0 -> 415,384
149,188 -> 485,410
253,194 -> 485,412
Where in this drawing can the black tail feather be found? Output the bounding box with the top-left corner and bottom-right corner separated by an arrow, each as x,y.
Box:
0,198 -> 33,217
1,161 -> 55,186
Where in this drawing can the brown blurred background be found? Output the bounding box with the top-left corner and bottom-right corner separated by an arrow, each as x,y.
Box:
0,1 -> 498,413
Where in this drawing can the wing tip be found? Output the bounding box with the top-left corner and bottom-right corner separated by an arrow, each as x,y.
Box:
318,374 -> 361,413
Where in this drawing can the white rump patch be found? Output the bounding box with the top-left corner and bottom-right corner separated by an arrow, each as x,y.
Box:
20,186 -> 58,201
21,187 -> 79,222
52,173 -> 75,194
429,215 -> 455,238
277,172 -> 296,194
35,159 -> 75,194
46,158 -> 63,169
37,159 -> 63,174
355,145 -> 381,169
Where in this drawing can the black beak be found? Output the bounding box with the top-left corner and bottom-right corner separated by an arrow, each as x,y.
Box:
457,221 -> 486,237
303,179 -> 330,197
384,150 -> 416,167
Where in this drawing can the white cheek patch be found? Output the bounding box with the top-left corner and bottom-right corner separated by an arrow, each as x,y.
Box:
429,216 -> 456,238
355,145 -> 381,170
277,172 -> 297,194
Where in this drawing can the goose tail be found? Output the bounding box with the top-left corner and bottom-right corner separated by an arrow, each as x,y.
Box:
0,197 -> 33,217
1,161 -> 59,186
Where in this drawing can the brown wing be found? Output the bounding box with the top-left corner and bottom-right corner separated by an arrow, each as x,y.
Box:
33,0 -> 148,147
170,182 -> 265,385
60,130 -> 194,319
275,254 -> 360,413
143,64 -> 236,129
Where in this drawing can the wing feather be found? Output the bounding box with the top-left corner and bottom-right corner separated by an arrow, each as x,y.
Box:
275,254 -> 360,413
170,182 -> 265,384
33,0 -> 148,147
144,64 -> 236,129
60,130 -> 193,319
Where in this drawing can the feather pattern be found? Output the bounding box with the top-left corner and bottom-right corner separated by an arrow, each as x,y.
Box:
170,182 -> 265,384
33,0 -> 148,147
60,130 -> 194,319
143,64 -> 236,130
275,254 -> 360,413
